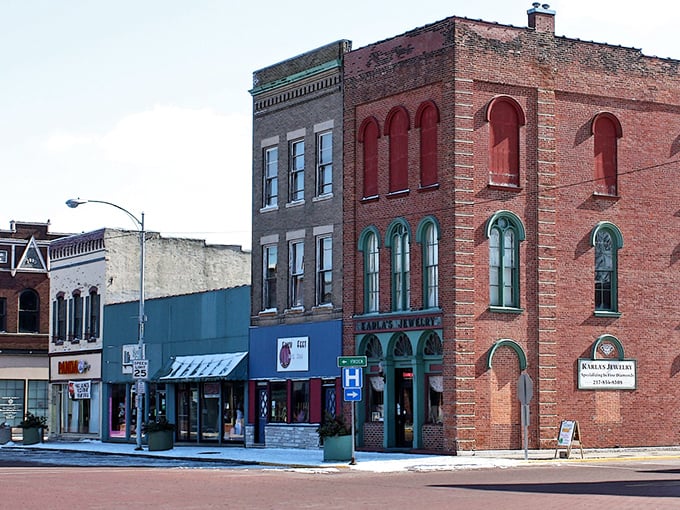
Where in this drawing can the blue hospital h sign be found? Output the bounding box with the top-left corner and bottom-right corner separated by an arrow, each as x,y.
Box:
342,367 -> 363,389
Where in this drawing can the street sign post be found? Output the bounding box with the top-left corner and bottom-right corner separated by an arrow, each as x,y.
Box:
337,356 -> 367,367
517,372 -> 534,460
340,365 -> 364,465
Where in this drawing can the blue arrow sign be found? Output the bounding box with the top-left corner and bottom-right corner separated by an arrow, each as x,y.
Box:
344,388 -> 362,402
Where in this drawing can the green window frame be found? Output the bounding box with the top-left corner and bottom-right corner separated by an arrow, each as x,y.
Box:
485,211 -> 525,312
416,216 -> 440,309
590,221 -> 623,316
358,227 -> 381,313
386,219 -> 412,312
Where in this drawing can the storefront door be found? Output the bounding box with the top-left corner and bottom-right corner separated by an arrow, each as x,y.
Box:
176,383 -> 199,442
395,369 -> 413,447
255,386 -> 268,444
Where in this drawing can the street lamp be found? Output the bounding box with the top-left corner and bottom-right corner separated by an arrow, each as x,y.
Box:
66,198 -> 146,450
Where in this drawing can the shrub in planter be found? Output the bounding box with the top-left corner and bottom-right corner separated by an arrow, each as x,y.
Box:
316,412 -> 353,462
143,417 -> 175,451
19,412 -> 48,445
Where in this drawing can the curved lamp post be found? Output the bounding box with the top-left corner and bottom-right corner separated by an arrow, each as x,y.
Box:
66,198 -> 146,450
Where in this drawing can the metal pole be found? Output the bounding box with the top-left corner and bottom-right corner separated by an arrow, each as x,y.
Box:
350,401 -> 356,465
135,212 -> 146,450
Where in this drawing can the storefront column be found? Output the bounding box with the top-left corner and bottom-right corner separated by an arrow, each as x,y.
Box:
412,357 -> 425,449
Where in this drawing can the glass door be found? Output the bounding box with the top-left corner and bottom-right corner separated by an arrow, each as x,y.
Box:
395,368 -> 413,447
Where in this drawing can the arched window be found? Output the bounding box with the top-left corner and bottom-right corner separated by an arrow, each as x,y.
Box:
590,222 -> 623,315
486,97 -> 525,187
415,101 -> 439,187
19,289 -> 39,333
359,117 -> 380,198
386,219 -> 411,311
393,333 -> 413,357
416,216 -> 440,309
52,292 -> 66,342
486,211 -> 526,309
358,227 -> 381,313
384,107 -> 410,193
364,335 -> 384,359
70,290 -> 83,341
592,112 -> 622,196
423,331 -> 443,356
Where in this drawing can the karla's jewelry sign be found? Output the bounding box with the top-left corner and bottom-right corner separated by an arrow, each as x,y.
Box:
577,359 -> 636,390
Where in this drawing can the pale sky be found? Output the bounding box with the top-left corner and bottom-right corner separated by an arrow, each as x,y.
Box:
2,0 -> 680,251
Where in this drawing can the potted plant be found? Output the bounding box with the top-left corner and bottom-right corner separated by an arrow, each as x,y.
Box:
19,412 -> 48,445
143,417 -> 175,451
316,412 -> 352,461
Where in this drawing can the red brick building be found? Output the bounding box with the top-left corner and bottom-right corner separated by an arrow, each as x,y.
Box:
0,221 -> 66,430
342,5 -> 680,452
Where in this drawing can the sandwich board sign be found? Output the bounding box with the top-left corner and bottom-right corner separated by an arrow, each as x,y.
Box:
554,420 -> 584,459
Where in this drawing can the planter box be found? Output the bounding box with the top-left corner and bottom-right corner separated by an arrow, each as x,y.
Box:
147,430 -> 174,451
322,435 -> 353,461
22,427 -> 42,445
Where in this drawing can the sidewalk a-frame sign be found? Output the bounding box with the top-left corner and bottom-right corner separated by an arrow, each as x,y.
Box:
554,420 -> 584,459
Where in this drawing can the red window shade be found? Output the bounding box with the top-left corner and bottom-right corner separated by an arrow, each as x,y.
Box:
594,117 -> 618,195
388,109 -> 409,193
489,100 -> 520,186
419,105 -> 438,187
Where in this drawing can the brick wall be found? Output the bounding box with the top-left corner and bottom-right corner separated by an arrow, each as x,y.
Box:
343,10 -> 680,451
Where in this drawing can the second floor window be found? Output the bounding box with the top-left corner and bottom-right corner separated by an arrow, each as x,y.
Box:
317,132 -> 333,196
591,222 -> 623,315
85,288 -> 100,339
289,241 -> 304,308
264,147 -> 278,208
53,295 -> 66,342
70,292 -> 83,341
289,140 -> 305,202
364,231 -> 380,313
389,222 -> 410,311
316,236 -> 332,305
18,289 -> 39,333
421,221 -> 439,308
263,245 -> 278,311
487,212 -> 525,309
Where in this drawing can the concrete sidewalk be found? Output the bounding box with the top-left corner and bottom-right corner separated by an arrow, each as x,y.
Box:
4,440 -> 680,472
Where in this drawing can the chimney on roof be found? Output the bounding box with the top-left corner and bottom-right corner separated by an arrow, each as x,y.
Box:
528,3 -> 555,33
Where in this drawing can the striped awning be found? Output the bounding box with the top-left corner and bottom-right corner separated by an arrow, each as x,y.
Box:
157,352 -> 247,382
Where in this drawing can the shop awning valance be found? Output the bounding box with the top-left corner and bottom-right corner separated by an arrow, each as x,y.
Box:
156,352 -> 248,382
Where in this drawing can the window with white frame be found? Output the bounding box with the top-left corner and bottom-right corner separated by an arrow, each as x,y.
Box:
486,211 -> 525,310
289,140 -> 305,202
263,147 -> 278,208
316,236 -> 332,305
364,232 -> 379,313
263,244 -> 278,310
289,240 -> 304,308
317,131 -> 332,196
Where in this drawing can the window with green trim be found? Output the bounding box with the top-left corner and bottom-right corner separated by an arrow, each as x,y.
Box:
421,222 -> 439,308
390,224 -> 410,311
591,222 -> 623,314
487,212 -> 524,309
363,231 -> 380,313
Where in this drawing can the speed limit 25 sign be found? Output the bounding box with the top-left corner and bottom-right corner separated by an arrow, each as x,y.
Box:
132,359 -> 149,379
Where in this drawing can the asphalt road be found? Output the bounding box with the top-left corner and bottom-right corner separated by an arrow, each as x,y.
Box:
2,450 -> 680,509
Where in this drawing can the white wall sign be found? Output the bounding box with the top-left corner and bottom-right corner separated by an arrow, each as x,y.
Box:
122,344 -> 146,374
68,380 -> 91,400
276,337 -> 309,372
577,359 -> 637,390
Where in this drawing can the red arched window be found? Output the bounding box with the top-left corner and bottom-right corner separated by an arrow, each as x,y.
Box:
487,97 -> 525,187
592,112 -> 622,196
415,101 -> 439,188
384,106 -> 410,193
359,117 -> 380,198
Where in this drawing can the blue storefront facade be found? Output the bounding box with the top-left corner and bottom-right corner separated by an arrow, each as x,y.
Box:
247,320 -> 342,449
101,286 -> 250,445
